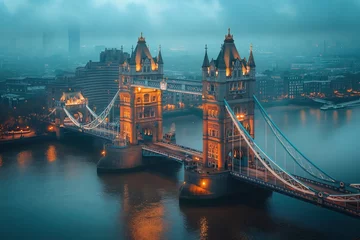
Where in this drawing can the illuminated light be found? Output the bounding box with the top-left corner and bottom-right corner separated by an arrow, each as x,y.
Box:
239,114 -> 245,118
138,87 -> 141,92
226,68 -> 231,77
101,150 -> 106,156
183,181 -> 186,184
202,181 -> 206,186
215,70 -> 219,77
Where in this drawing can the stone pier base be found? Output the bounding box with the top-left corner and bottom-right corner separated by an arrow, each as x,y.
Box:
179,169 -> 232,200
179,168 -> 272,201
97,145 -> 144,173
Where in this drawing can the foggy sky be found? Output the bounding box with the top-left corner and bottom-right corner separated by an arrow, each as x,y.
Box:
1,0 -> 360,54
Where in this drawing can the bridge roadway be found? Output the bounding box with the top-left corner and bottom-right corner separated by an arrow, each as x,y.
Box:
231,167 -> 360,218
143,142 -> 203,162
142,143 -> 359,218
63,124 -> 118,141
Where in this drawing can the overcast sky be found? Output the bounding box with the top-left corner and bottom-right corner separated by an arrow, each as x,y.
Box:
1,0 -> 360,54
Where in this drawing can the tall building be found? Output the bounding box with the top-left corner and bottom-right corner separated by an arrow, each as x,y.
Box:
68,27 -> 80,56
43,32 -> 53,56
74,48 -> 129,113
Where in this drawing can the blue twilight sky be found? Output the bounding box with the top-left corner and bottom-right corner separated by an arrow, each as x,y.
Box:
1,0 -> 360,54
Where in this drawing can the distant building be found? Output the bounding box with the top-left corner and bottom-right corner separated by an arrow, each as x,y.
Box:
329,76 -> 352,93
303,80 -> 331,97
284,75 -> 304,99
5,77 -> 54,96
75,48 -> 129,112
68,27 -> 80,56
256,72 -> 284,101
43,32 -> 54,56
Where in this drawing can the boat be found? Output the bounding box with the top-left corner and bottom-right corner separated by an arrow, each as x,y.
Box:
320,104 -> 345,110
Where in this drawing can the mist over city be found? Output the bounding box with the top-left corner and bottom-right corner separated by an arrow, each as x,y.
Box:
1,1 -> 360,240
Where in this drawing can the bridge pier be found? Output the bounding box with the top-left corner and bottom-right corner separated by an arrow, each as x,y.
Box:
97,144 -> 144,172
180,170 -> 232,200
55,126 -> 64,140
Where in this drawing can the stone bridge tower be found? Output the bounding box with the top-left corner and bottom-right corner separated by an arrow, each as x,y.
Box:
202,29 -> 256,170
119,33 -> 164,144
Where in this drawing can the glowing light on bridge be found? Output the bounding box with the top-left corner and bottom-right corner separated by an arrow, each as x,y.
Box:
202,180 -> 206,187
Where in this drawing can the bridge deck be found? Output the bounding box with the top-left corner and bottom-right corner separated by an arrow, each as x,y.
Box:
231,167 -> 359,218
143,143 -> 359,218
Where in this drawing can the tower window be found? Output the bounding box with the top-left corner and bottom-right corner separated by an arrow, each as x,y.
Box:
144,94 -> 150,103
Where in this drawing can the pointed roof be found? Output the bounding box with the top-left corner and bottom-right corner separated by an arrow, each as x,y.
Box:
158,45 -> 164,64
202,44 -> 210,68
215,28 -> 241,69
130,32 -> 155,66
216,45 -> 226,69
247,44 -> 256,68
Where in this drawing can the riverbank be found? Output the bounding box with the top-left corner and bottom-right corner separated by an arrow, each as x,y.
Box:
0,133 -> 56,150
261,96 -> 360,108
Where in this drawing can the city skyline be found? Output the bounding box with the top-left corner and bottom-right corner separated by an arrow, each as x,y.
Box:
1,0 -> 360,54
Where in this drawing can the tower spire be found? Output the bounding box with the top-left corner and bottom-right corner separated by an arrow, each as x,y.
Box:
157,44 -> 163,64
202,44 -> 210,68
247,43 -> 256,68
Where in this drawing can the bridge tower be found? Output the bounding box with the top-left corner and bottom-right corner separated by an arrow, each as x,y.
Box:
119,33 -> 164,144
202,29 -> 256,170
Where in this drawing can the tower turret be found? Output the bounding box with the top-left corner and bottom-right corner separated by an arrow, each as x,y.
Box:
157,45 -> 164,74
202,44 -> 210,79
247,44 -> 256,76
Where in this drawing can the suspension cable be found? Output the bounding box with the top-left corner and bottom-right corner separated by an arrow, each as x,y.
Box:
253,95 -> 336,184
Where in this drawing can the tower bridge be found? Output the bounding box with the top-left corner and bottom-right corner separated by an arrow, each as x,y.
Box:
48,30 -> 360,219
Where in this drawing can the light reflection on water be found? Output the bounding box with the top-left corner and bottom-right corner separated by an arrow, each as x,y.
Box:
46,145 -> 57,162
0,105 -> 359,239
17,150 -> 32,167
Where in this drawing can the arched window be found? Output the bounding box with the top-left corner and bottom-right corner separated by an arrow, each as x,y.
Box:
152,96 -> 156,102
137,97 -> 141,103
144,94 -> 150,103
147,66 -> 150,72
208,144 -> 218,160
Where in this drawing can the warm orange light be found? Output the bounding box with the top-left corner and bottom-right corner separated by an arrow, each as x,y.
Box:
137,87 -> 141,92
136,64 -> 141,71
101,150 -> 106,156
226,68 -> 231,77
202,181 -> 206,186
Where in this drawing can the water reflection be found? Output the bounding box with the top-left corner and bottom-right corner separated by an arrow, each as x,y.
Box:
97,163 -> 181,240
46,145 -> 57,162
300,109 -> 306,125
199,217 -> 208,240
17,151 -> 32,167
346,109 -> 352,123
333,111 -> 338,125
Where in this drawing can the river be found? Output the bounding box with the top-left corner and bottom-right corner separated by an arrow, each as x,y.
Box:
0,105 -> 359,240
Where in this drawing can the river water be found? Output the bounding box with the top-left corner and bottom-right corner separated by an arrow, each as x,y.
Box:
0,105 -> 359,240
